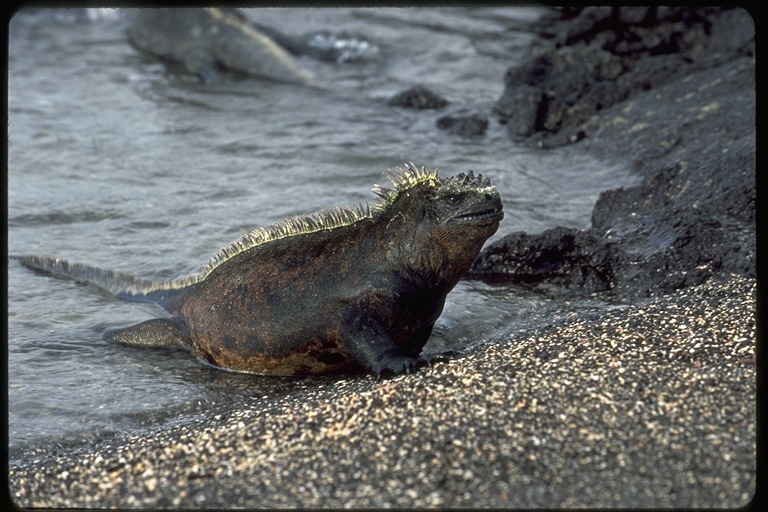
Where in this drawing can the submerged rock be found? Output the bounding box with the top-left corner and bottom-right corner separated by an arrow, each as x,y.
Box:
388,85 -> 449,109
436,114 -> 488,137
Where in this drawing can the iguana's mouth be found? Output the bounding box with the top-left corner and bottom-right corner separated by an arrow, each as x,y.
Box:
450,208 -> 504,224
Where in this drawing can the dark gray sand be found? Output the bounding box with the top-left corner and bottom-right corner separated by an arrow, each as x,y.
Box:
9,275 -> 755,508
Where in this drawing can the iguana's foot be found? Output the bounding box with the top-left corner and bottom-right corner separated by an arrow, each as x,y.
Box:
373,355 -> 424,377
373,350 -> 459,377
418,350 -> 460,366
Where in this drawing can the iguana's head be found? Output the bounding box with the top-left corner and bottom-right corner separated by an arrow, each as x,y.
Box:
374,164 -> 503,284
424,169 -> 504,236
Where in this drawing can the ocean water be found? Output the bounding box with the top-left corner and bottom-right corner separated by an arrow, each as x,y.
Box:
7,7 -> 634,463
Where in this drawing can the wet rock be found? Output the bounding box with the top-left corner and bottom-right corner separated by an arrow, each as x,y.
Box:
436,114 -> 488,137
472,159 -> 754,298
469,227 -> 617,292
473,7 -> 755,299
388,85 -> 448,109
495,7 -> 754,147
495,43 -> 625,138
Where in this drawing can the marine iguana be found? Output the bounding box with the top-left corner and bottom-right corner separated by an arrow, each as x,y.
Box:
127,7 -> 322,86
15,164 -> 503,376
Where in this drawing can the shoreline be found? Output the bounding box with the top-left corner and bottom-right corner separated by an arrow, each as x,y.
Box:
9,274 -> 756,508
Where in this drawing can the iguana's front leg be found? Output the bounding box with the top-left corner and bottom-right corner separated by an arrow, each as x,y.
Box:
340,290 -> 425,376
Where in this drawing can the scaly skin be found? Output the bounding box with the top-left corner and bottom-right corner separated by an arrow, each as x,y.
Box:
15,164 -> 503,376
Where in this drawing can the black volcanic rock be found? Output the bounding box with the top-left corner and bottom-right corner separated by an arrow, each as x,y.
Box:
388,85 -> 449,109
472,7 -> 755,299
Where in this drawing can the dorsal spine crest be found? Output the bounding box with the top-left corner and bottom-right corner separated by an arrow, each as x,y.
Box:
371,162 -> 439,211
201,163 -> 437,279
201,202 -> 372,277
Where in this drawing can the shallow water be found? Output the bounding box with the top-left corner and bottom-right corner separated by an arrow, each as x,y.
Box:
7,7 -> 634,463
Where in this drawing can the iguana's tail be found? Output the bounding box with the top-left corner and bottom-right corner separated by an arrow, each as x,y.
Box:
12,255 -> 192,312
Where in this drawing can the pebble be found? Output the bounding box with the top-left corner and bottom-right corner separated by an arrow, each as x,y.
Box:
8,274 -> 755,508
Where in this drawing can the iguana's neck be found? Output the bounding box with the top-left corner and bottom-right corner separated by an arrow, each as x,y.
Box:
374,215 -> 470,290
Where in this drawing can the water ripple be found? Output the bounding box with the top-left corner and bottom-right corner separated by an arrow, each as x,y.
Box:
8,210 -> 127,227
